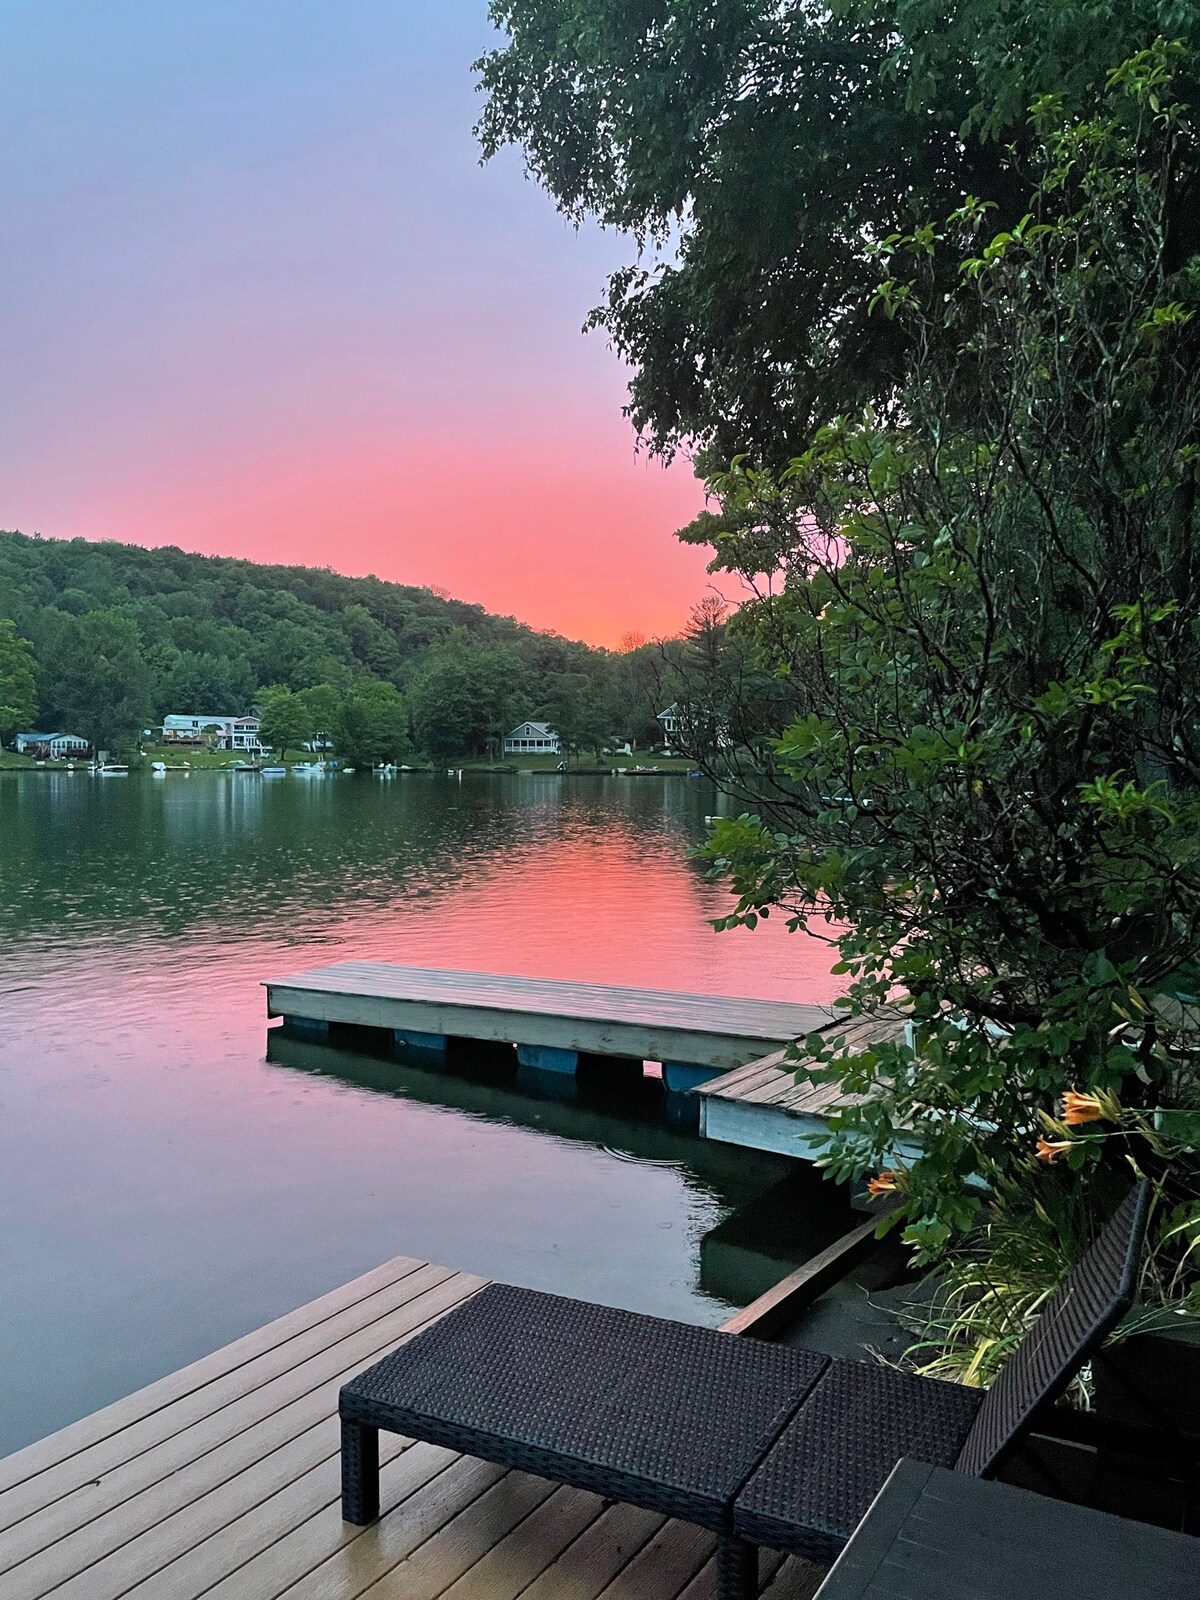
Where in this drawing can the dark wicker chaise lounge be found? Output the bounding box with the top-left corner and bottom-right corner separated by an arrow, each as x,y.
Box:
340,1183 -> 1149,1599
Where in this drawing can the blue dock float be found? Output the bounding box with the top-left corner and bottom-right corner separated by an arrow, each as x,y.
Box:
515,1042 -> 579,1075
264,962 -> 833,1089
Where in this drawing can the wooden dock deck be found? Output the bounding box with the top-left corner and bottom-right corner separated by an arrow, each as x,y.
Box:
696,1014 -> 911,1161
264,963 -> 834,1089
0,1255 -> 821,1600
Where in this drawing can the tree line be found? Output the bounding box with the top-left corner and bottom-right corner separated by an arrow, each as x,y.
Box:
0,531 -> 721,760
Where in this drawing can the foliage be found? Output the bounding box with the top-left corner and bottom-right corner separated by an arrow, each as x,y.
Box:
477,1 -> 1200,463
409,637 -> 528,759
255,688 -> 310,757
539,671 -> 607,764
0,619 -> 37,740
336,680 -> 410,767
695,49 -> 1200,1274
37,608 -> 151,749
0,532 -> 625,759
902,1128 -> 1200,1394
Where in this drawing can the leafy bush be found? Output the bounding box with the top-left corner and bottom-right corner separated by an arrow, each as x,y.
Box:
697,46 -> 1200,1312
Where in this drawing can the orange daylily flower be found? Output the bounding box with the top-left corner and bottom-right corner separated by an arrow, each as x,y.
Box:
1035,1137 -> 1074,1163
867,1171 -> 900,1196
1061,1089 -> 1112,1126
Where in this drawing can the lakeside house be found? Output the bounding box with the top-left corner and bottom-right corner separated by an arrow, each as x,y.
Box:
13,731 -> 90,758
503,720 -> 560,755
161,713 -> 265,753
658,704 -> 680,751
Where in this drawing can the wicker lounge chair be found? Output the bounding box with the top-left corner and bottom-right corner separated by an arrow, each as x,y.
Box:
339,1182 -> 1149,1600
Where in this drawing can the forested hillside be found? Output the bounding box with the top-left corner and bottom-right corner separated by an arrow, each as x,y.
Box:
0,531 -> 674,758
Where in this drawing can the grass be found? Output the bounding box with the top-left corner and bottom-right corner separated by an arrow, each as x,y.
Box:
456,752 -> 698,773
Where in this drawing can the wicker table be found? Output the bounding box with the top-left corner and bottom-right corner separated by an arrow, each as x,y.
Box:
814,1458 -> 1200,1599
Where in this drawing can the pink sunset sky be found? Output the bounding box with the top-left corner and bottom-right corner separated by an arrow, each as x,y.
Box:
0,2 -> 712,647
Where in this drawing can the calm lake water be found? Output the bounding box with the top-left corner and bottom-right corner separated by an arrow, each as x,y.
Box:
0,771 -> 843,1456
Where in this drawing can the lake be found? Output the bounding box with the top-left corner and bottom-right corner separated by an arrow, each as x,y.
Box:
0,770 -> 843,1457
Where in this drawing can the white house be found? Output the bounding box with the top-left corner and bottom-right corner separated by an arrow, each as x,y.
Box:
503,720 -> 560,755
657,705 -> 681,750
162,713 -> 264,753
14,731 -> 90,758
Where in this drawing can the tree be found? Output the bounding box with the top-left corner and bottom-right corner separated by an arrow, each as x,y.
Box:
37,609 -> 150,749
409,639 -> 527,759
673,596 -> 731,758
0,619 -> 37,741
540,673 -> 608,766
477,1 -> 1200,463
699,50 -> 1200,1268
336,681 -> 410,766
604,638 -> 666,749
297,684 -> 342,749
159,648 -> 256,718
255,687 -> 308,757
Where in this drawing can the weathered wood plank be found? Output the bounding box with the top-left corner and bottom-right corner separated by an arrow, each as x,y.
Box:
592,1519 -> 716,1600
187,1440 -> 469,1600
717,1208 -> 897,1340
266,964 -> 831,1038
0,1253 -> 427,1501
0,1263 -> 470,1539
356,1469 -> 558,1599
268,1455 -> 508,1600
675,1548 -> 788,1599
759,1556 -> 827,1600
438,1483 -> 606,1600
137,1437 -> 447,1600
3,1274 -> 484,1600
517,1502 -> 667,1600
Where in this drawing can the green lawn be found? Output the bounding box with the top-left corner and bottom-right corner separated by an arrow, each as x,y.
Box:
456,751 -> 697,773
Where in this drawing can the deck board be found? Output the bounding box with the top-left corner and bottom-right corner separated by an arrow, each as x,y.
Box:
0,1255 -> 822,1600
695,1013 -> 913,1161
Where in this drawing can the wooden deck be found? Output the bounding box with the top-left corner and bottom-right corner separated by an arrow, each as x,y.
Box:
263,963 -> 835,1077
696,1015 -> 912,1161
0,1255 -> 823,1600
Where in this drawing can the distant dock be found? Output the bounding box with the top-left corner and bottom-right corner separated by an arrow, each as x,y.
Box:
263,962 -> 832,1092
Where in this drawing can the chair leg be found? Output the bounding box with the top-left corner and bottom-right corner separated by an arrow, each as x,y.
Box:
717,1533 -> 758,1600
341,1417 -> 380,1524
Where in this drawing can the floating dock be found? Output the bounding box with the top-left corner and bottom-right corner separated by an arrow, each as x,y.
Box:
0,1255 -> 818,1600
696,1013 -> 915,1161
263,962 -> 834,1092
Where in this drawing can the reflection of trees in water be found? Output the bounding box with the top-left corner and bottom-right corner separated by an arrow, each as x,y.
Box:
266,1028 -> 787,1217
0,773 -> 718,945
266,1028 -> 857,1311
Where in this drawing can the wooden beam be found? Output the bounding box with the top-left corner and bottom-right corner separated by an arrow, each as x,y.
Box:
718,1204 -> 900,1340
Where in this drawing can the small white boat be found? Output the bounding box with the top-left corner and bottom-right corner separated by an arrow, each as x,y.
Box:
261,767 -> 287,777
98,764 -> 129,776
291,762 -> 324,776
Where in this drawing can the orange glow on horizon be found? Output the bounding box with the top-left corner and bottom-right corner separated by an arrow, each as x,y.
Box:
33,434 -> 716,647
